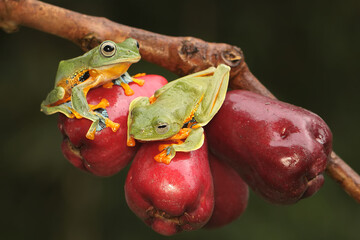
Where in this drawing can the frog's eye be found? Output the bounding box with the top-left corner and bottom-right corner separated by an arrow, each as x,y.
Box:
135,40 -> 140,49
100,41 -> 116,57
155,123 -> 170,134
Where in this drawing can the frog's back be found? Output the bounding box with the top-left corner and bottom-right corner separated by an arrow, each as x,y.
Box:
153,78 -> 207,120
159,78 -> 204,101
55,55 -> 91,84
49,56 -> 92,106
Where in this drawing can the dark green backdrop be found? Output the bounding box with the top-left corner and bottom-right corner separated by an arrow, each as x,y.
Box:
1,0 -> 359,239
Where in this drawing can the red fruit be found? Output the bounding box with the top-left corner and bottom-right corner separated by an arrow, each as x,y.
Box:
124,141 -> 214,236
206,90 -> 332,204
205,153 -> 248,228
58,75 -> 168,176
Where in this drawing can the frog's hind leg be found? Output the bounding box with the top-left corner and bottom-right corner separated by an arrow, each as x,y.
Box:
171,127 -> 204,152
71,86 -> 119,140
195,64 -> 230,125
40,101 -> 73,118
72,108 -> 119,140
151,66 -> 217,99
89,98 -> 120,132
42,87 -> 66,106
40,86 -> 74,117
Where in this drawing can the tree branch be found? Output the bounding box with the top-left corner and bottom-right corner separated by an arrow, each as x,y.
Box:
1,0 -> 359,203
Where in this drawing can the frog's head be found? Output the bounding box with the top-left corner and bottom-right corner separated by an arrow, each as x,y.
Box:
88,38 -> 141,68
54,38 -> 141,84
129,99 -> 182,141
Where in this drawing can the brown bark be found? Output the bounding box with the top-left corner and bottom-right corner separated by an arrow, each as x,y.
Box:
1,0 -> 359,203
326,152 -> 360,202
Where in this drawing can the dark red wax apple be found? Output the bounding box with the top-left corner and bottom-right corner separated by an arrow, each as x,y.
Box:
58,75 -> 168,176
124,141 -> 214,236
206,90 -> 332,204
205,153 -> 249,228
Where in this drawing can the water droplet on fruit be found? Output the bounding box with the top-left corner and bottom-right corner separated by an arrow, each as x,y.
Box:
315,129 -> 326,144
280,127 -> 288,139
280,154 -> 300,168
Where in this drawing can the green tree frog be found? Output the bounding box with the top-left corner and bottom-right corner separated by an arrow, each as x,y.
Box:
127,64 -> 230,164
41,38 -> 142,140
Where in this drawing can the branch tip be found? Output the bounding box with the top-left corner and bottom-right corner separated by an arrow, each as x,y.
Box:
221,47 -> 243,67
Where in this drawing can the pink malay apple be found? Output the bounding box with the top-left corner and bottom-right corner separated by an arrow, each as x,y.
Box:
124,141 -> 214,236
59,75 -> 168,176
206,90 -> 332,204
205,153 -> 249,228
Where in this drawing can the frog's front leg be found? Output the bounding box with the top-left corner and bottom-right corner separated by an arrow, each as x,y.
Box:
71,85 -> 119,140
112,72 -> 145,96
154,127 -> 204,164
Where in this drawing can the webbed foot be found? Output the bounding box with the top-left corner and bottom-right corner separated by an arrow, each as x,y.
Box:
83,105 -> 120,140
105,118 -> 120,132
86,128 -> 97,140
154,146 -> 175,165
120,82 -> 135,96
85,116 -> 119,140
85,120 -> 119,139
132,75 -> 145,86
89,98 -> 110,110
113,72 -> 146,96
127,136 -> 136,147
102,82 -> 114,88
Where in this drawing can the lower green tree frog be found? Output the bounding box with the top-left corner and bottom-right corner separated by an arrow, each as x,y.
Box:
127,64 -> 230,164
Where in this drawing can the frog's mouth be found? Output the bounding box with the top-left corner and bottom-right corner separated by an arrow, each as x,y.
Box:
127,132 -> 160,147
95,55 -> 141,70
129,124 -> 167,142
92,61 -> 135,80
129,130 -> 159,142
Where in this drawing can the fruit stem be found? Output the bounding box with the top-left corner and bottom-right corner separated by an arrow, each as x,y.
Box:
326,152 -> 360,203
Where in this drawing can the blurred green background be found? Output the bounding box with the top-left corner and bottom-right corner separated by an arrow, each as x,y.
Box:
1,0 -> 359,239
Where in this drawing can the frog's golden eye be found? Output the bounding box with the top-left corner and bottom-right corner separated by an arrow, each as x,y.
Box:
100,41 -> 116,57
155,123 -> 170,134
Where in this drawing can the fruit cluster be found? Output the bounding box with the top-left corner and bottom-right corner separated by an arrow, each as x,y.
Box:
58,74 -> 332,236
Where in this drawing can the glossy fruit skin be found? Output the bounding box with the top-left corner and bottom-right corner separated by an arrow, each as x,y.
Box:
206,90 -> 333,204
205,153 -> 249,228
124,141 -> 214,236
58,75 -> 168,176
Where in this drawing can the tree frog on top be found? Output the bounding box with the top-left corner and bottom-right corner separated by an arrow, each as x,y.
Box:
41,38 -> 143,140
127,64 -> 230,164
